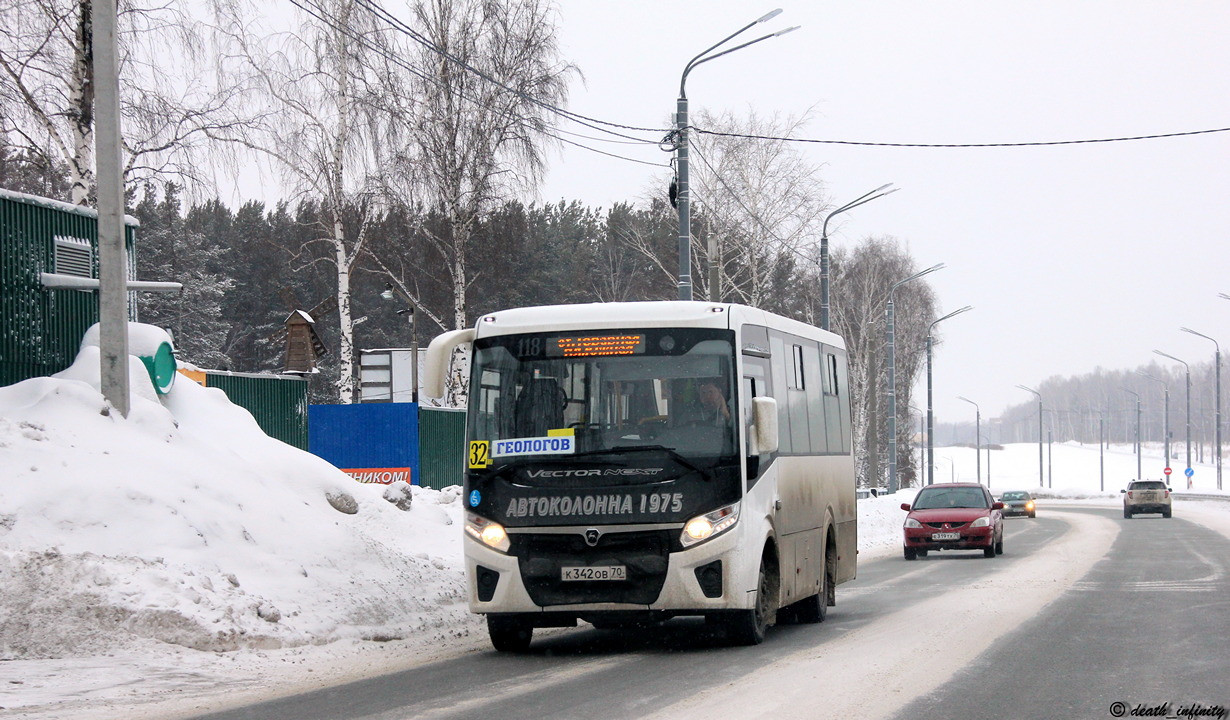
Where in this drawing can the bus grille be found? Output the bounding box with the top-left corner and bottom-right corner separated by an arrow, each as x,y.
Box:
510,530 -> 671,606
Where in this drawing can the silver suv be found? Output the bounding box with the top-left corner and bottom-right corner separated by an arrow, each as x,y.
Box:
1121,480 -> 1172,519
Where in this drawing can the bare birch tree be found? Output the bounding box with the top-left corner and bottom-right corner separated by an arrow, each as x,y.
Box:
214,0 -> 398,402
827,236 -> 937,487
381,0 -> 574,333
688,109 -> 828,307
0,0 -> 247,204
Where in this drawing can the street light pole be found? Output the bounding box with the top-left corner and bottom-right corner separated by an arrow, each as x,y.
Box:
674,10 -> 798,301
820,184 -> 899,329
1097,408 -> 1106,492
957,396 -> 980,483
885,262 -> 944,493
1122,387 -> 1142,481
925,306 -> 972,484
382,284 -> 420,403
1137,371 -> 1169,472
1017,385 -> 1043,488
1182,327 -> 1221,491
1155,350 -> 1191,478
1048,427 -> 1053,488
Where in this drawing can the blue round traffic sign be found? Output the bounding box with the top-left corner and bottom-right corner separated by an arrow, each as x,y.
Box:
1185,467 -> 1195,478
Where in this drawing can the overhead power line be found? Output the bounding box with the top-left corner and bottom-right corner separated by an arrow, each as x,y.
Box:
691,125 -> 1230,148
290,0 -> 1229,168
285,0 -> 667,170
350,0 -> 669,140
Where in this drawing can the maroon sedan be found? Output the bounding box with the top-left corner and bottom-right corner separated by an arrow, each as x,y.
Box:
901,482 -> 1004,560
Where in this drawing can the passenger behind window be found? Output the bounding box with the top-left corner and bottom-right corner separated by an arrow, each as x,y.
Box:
513,378 -> 566,437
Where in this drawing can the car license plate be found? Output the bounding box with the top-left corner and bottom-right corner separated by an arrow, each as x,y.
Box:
931,532 -> 960,541
562,566 -> 626,581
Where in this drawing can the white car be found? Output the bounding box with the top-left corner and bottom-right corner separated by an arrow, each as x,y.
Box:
1121,480 -> 1172,519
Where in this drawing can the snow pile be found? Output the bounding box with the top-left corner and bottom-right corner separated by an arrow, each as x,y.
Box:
856,488 -> 919,558
0,326 -> 472,663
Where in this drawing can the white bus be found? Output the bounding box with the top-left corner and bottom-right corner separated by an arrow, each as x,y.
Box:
423,301 -> 856,651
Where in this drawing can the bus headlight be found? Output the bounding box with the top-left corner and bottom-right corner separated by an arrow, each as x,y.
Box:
681,502 -> 740,548
465,513 -> 510,553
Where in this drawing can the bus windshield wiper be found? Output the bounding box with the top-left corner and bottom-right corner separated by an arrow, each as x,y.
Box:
584,445 -> 713,480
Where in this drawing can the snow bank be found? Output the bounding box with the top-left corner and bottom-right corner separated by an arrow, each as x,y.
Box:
0,326 -> 471,663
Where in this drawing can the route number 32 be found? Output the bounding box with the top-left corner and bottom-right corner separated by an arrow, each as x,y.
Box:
468,441 -> 492,469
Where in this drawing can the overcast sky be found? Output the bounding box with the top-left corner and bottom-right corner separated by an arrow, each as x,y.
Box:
534,1 -> 1230,423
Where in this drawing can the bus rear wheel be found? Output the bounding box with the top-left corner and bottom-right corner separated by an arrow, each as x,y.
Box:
487,615 -> 533,652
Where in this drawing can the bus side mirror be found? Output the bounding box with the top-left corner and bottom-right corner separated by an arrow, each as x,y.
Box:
423,328 -> 475,399
752,396 -> 778,455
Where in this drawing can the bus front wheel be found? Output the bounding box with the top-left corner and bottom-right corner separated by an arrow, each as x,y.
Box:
727,555 -> 777,645
487,615 -> 533,652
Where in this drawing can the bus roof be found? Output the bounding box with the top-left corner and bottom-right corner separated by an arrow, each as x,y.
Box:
471,301 -> 846,349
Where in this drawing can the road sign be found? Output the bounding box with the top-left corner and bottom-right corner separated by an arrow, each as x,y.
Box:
1185,467 -> 1195,478
1164,467 -> 1173,476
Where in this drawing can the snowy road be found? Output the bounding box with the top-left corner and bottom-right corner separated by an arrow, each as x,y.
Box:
890,505 -> 1230,720
173,504 -> 1230,720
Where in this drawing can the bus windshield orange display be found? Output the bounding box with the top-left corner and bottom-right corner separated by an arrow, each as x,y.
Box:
549,334 -> 646,357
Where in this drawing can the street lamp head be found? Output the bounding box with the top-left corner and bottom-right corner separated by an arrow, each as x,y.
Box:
1153,349 -> 1188,368
929,305 -> 973,333
1181,326 -> 1219,351
773,25 -> 801,37
756,8 -> 783,23
892,262 -> 945,296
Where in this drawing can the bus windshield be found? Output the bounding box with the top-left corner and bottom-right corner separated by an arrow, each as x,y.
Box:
468,328 -> 737,463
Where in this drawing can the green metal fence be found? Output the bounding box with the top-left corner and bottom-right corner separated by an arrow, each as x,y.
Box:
204,371 -> 309,450
418,407 -> 466,489
0,189 -> 136,387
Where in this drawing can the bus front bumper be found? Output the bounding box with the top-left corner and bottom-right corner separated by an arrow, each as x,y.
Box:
464,524 -> 753,616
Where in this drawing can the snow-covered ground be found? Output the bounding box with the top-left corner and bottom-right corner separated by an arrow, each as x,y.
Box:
2,330 -> 1228,719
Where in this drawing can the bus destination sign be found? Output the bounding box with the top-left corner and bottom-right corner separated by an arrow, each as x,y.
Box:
549,333 -> 646,357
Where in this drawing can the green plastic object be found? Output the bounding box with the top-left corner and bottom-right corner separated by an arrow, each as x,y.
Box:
140,341 -> 177,395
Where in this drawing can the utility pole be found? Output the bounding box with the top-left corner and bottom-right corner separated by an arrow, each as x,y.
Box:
95,0 -> 130,417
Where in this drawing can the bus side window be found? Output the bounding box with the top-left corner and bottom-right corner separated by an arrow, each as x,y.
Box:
742,376 -> 757,428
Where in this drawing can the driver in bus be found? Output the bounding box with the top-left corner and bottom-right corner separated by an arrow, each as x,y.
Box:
697,379 -> 733,426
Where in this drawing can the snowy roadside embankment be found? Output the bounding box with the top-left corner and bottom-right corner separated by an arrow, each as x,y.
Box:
1,333 -> 474,671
